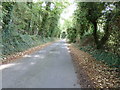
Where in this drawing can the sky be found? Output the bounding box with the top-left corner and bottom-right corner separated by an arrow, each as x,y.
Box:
59,2 -> 77,27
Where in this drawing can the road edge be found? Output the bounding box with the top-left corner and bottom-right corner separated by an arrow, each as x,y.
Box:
1,41 -> 58,65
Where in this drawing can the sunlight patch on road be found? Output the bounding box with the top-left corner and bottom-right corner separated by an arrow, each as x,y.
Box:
33,55 -> 45,59
30,62 -> 36,65
64,43 -> 71,46
23,55 -> 32,58
0,63 -> 18,70
34,55 -> 40,57
23,54 -> 45,59
68,51 -> 71,53
66,47 -> 70,50
67,47 -> 71,53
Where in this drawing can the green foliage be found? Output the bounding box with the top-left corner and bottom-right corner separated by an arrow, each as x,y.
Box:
67,2 -> 120,55
67,2 -> 120,69
2,32 -> 55,56
1,2 -> 67,56
80,46 -> 120,68
67,28 -> 77,43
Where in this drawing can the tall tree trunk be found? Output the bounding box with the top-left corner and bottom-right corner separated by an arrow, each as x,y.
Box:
98,21 -> 110,49
27,2 -> 33,35
38,2 -> 51,37
97,13 -> 113,49
92,21 -> 99,47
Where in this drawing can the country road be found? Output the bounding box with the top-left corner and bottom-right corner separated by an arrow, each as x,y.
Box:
2,1 -> 120,88
1,40 -> 80,88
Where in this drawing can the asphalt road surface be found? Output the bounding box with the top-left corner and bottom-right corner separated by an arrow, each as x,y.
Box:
1,40 -> 80,88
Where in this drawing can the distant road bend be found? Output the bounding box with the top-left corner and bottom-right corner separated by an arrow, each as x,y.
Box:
2,40 -> 80,88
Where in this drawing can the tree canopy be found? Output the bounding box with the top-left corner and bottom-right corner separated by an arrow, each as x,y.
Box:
1,1 -> 68,55
67,2 -> 120,55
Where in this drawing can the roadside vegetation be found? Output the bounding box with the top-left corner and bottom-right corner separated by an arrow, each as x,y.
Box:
1,2 -> 68,59
67,2 -> 120,69
66,2 -> 120,88
1,1 -> 120,88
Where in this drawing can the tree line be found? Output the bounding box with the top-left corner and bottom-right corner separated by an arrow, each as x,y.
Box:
1,2 -> 67,55
67,2 -> 120,55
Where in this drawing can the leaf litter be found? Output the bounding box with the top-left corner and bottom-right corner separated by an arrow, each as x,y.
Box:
68,45 -> 120,88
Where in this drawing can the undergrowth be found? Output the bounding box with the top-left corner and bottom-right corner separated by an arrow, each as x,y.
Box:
79,45 -> 120,68
1,34 -> 55,58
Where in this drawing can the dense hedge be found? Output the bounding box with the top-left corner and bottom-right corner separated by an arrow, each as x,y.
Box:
2,33 -> 55,56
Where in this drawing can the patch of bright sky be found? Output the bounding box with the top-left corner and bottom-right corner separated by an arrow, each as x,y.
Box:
42,2 -> 46,7
40,2 -> 55,10
33,0 -> 38,3
59,1 -> 77,27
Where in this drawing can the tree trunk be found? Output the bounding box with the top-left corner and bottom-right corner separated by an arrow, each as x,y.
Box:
97,13 -> 112,49
38,2 -> 51,37
97,22 -> 110,49
92,21 -> 99,48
